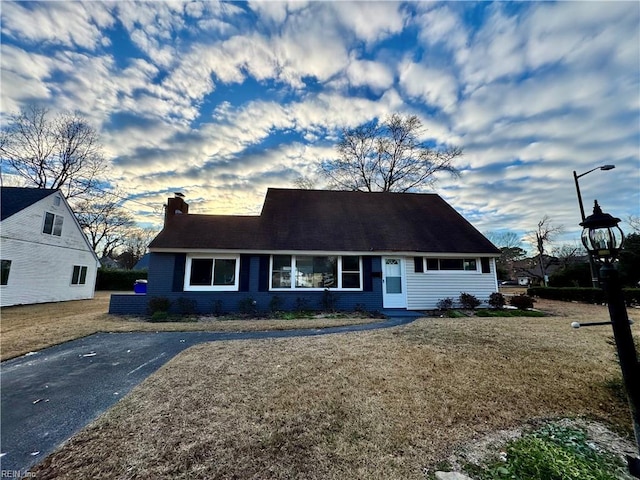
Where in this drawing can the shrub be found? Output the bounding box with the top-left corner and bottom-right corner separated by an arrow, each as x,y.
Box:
148,296 -> 171,314
212,300 -> 224,316
354,303 -> 367,313
528,287 -> 640,306
96,268 -> 147,291
269,295 -> 283,313
321,289 -> 337,311
459,292 -> 481,310
295,297 -> 310,312
436,297 -> 454,311
238,297 -> 258,316
149,311 -> 169,322
488,292 -> 506,309
175,297 -> 197,315
510,294 -> 535,310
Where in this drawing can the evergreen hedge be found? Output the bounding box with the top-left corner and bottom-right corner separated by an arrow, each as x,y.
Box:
96,268 -> 148,291
527,287 -> 640,306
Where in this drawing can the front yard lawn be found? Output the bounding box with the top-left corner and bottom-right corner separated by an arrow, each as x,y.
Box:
0,292 -> 380,361
31,299 -> 639,479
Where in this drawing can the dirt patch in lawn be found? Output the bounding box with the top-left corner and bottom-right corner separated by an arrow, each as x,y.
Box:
0,292 -> 380,361
31,300 -> 639,480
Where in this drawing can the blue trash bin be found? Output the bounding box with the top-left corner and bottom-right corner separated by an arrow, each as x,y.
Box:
134,279 -> 147,294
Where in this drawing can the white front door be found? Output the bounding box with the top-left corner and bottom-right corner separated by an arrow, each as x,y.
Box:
382,257 -> 407,308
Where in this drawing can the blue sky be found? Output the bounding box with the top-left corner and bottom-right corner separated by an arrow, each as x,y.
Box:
1,1 -> 639,250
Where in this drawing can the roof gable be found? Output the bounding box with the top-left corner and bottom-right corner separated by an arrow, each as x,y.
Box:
1,187 -> 58,221
151,189 -> 500,255
0,186 -> 100,263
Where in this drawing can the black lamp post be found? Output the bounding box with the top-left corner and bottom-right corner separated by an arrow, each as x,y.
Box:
573,165 -> 615,287
580,200 -> 640,477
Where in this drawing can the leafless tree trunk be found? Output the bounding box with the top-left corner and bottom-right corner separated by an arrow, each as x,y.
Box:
0,105 -> 107,199
321,114 -> 462,192
527,216 -> 564,286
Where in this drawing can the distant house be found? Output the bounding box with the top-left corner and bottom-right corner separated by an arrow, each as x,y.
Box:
1,187 -> 100,307
109,189 -> 500,314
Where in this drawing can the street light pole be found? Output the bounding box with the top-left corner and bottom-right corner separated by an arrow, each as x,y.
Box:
580,201 -> 640,478
573,165 -> 615,287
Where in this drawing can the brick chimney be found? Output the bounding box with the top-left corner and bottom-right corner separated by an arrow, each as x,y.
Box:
165,193 -> 189,225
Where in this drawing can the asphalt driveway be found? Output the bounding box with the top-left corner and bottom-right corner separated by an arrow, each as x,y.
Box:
0,315 -> 419,475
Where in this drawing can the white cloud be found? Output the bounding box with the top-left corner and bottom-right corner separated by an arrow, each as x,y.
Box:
331,2 -> 406,44
0,45 -> 54,110
1,1 -> 114,50
398,60 -> 458,113
346,58 -> 394,92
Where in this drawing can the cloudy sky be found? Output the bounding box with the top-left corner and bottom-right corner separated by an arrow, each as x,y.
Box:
1,1 -> 639,248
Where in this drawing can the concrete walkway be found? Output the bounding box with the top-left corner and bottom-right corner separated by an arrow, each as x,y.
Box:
0,315 -> 420,474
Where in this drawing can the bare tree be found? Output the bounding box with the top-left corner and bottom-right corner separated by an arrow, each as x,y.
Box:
293,176 -> 317,190
321,114 -> 462,192
0,105 -> 107,198
117,227 -> 158,269
75,193 -> 135,259
552,243 -> 585,270
526,216 -> 564,286
627,215 -> 640,233
485,231 -> 527,279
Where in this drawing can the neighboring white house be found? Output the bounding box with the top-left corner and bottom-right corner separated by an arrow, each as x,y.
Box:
0,187 -> 100,307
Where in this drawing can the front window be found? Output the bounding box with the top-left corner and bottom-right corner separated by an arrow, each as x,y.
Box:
270,255 -> 361,290
43,212 -> 63,236
1,260 -> 11,285
295,256 -> 337,288
185,255 -> 239,291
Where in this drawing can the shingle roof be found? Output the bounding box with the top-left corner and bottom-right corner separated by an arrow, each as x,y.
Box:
1,187 -> 58,221
149,188 -> 500,254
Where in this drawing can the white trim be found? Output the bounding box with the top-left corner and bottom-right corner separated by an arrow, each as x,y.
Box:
183,254 -> 240,291
269,254 -> 363,291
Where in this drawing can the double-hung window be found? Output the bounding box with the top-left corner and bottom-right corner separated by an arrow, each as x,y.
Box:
185,255 -> 240,291
43,212 -> 64,236
71,265 -> 88,285
270,255 -> 362,290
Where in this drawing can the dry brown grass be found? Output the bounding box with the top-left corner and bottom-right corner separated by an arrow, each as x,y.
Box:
32,299 -> 640,480
0,292 -> 378,361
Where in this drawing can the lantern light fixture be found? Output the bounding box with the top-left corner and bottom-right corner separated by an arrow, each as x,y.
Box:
579,200 -> 625,262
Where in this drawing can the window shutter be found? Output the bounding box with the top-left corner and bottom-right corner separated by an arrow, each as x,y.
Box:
239,255 -> 251,291
363,256 -> 373,291
414,257 -> 424,273
258,255 -> 270,292
481,258 -> 491,274
172,254 -> 186,292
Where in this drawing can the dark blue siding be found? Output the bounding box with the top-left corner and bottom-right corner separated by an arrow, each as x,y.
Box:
109,253 -> 383,315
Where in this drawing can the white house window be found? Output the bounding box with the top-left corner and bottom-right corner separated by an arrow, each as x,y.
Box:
185,255 -> 239,291
43,212 -> 64,236
425,258 -> 479,272
1,260 -> 11,285
71,265 -> 88,285
270,255 -> 362,290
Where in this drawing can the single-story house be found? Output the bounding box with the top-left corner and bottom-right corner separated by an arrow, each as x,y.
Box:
109,189 -> 501,315
1,187 -> 100,307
